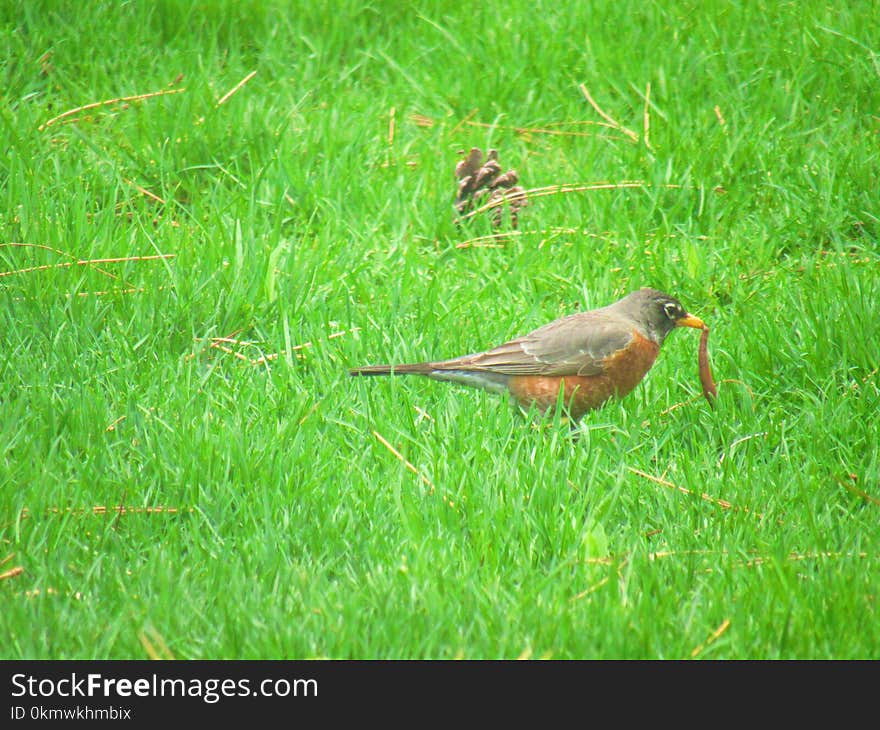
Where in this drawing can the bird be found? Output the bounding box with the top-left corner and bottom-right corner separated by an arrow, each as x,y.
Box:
349,288 -> 706,420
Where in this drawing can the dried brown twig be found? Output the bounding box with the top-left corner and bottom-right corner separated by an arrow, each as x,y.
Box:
1,553 -> 23,582
453,147 -> 528,229
189,328 -> 360,367
0,566 -> 24,581
627,467 -> 770,521
0,253 -> 175,279
372,430 -> 436,492
838,475 -> 880,506
216,70 -> 257,107
579,83 -> 639,143
19,506 -> 192,518
690,618 -> 731,658
38,82 -> 186,132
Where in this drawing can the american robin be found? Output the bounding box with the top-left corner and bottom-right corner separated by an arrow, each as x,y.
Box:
350,288 -> 706,419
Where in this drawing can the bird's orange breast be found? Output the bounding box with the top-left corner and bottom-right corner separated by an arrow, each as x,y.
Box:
507,332 -> 660,419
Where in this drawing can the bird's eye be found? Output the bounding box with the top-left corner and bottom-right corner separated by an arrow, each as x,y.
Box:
663,302 -> 680,320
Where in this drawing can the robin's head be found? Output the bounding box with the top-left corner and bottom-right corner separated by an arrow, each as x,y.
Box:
619,288 -> 705,344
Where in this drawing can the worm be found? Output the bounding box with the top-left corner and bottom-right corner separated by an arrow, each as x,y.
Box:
699,325 -> 717,407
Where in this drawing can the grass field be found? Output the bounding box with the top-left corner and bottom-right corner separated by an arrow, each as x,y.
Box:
1,1 -> 878,659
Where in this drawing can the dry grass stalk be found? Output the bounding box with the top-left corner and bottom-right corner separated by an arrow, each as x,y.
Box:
1,241 -> 122,281
216,70 -> 257,107
647,549 -> 723,561
73,286 -> 167,299
458,180 -> 655,222
39,85 -> 186,131
463,119 -> 627,140
642,81 -> 653,151
388,106 -> 396,145
644,549 -> 873,570
123,178 -> 166,205
741,551 -> 870,568
410,113 -> 434,127
570,576 -> 610,602
252,328 -> 360,365
449,108 -> 479,136
689,618 -> 731,658
139,628 -> 176,660
372,430 -> 436,492
0,566 -> 24,581
718,432 -> 768,464
410,111 -> 632,140
627,466 -> 767,521
641,397 -> 702,426
20,505 -> 192,518
190,328 -> 360,367
578,83 -> 639,142
838,476 -> 880,506
0,252 -> 175,279
106,415 -> 127,432
455,230 -> 522,249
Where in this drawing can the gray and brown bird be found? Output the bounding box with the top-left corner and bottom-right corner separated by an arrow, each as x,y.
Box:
350,288 -> 706,419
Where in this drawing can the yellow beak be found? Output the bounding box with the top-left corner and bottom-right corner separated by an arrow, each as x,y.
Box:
676,313 -> 706,329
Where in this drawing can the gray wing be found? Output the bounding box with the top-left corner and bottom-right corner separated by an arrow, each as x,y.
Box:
431,312 -> 634,377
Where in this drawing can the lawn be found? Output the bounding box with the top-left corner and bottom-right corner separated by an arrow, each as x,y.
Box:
1,0 -> 878,659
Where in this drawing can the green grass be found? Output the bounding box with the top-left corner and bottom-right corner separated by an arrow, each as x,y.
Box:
1,0 -> 878,659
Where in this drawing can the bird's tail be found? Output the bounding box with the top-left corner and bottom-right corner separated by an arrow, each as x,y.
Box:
349,362 -> 433,377
349,361 -> 511,395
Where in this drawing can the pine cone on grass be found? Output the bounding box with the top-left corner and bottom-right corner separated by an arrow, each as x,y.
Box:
454,147 -> 528,229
